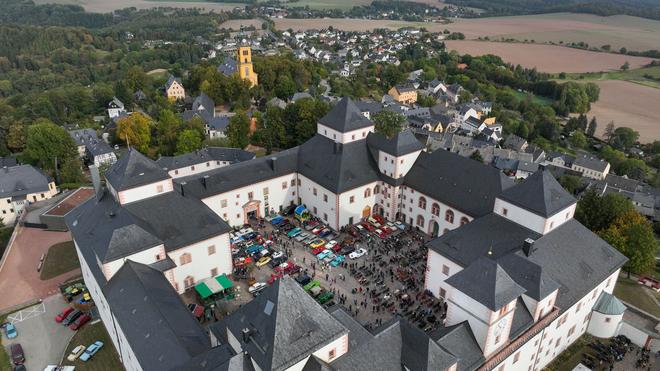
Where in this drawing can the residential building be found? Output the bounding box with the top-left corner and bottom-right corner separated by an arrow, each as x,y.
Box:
107,97 -> 126,119
0,164 -> 58,224
156,147 -> 255,178
571,154 -> 610,180
165,75 -> 185,100
69,128 -> 117,167
388,84 -> 418,105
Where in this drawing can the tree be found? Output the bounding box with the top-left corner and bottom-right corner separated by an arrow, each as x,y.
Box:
6,122 -> 26,152
570,129 -> 587,149
610,127 -> 639,150
559,175 -> 581,195
176,129 -> 203,155
117,112 -> 152,153
60,157 -> 84,184
604,121 -> 616,143
226,111 -> 250,149
25,120 -> 77,172
372,110 -> 405,139
587,117 -> 597,137
621,61 -> 630,71
599,211 -> 656,276
155,109 -> 182,155
575,190 -> 635,232
469,150 -> 483,163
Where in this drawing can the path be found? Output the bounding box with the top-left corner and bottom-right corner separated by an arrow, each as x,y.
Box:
0,226 -> 79,312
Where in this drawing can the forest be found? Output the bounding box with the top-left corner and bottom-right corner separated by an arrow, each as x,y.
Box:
445,0 -> 660,20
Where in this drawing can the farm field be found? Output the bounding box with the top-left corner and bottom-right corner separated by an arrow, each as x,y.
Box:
444,41 -> 656,73
273,17 -> 441,32
588,80 -> 660,142
558,66 -> 660,90
220,18 -> 264,30
33,0 -> 244,13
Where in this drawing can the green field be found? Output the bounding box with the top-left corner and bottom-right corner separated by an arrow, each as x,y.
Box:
62,322 -> 123,371
555,65 -> 660,89
261,0 -> 371,10
512,90 -> 554,105
613,277 -> 660,317
40,241 -> 80,280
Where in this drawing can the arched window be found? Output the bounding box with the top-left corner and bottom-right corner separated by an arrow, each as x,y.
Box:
180,253 -> 192,265
418,196 -> 427,210
445,210 -> 454,223
374,185 -> 380,194
443,228 -> 449,235
416,215 -> 425,227
184,276 -> 195,288
364,188 -> 371,198
460,217 -> 469,226
431,203 -> 440,216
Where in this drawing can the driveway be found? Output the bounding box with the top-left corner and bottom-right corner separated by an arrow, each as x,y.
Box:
2,295 -> 74,370
0,227 -> 79,312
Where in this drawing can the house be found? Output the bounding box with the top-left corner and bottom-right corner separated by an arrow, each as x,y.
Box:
192,93 -> 215,115
387,84 -> 417,105
503,134 -> 528,152
0,165 -> 58,224
218,45 -> 258,87
156,147 -> 255,178
427,78 -> 447,95
165,75 -> 185,100
107,97 -> 126,119
267,97 -> 287,110
0,157 -> 17,168
571,154 -> 610,180
68,128 -> 117,167
547,152 -> 575,168
515,160 -> 539,179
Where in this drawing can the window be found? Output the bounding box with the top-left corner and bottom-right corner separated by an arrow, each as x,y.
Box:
418,197 -> 427,209
156,184 -> 164,193
350,196 -> 355,204
184,276 -> 195,288
208,245 -> 216,255
174,169 -> 179,175
191,165 -> 195,171
442,265 -> 450,275
605,317 -> 611,323
323,194 -> 328,202
352,135 -> 355,140
221,199 -> 227,208
364,188 -> 371,197
555,338 -> 561,348
362,132 -> 366,138
498,365 -> 504,371
374,185 -> 380,194
211,268 -> 218,277
313,206 -> 317,214
568,325 -> 576,337
439,288 -> 446,298
236,194 -> 240,198
416,215 -> 425,227
297,179 -> 301,186
179,253 -> 192,265
513,352 -> 520,363
495,335 -> 500,344
431,203 -> 440,216
323,213 -> 328,221
606,278 -> 612,287
460,217 -> 469,226
328,348 -> 336,360
263,187 -> 269,196
349,217 -> 354,225
282,182 -> 287,189
502,208 -> 508,216
291,179 -> 296,186
248,192 -> 254,200
499,304 -> 508,316
576,302 -> 582,312
313,188 -> 317,196
445,210 -> 454,223
206,162 -> 210,167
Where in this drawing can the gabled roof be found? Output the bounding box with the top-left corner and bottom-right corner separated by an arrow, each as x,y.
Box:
0,165 -> 52,199
192,93 -> 215,112
430,321 -> 484,371
103,261 -> 212,371
446,256 -> 526,311
498,253 -> 559,301
221,277 -> 347,371
0,156 -> 17,168
156,147 -> 255,171
498,170 -> 576,217
592,292 -> 626,315
318,97 -> 374,133
366,129 -> 424,157
105,149 -> 170,192
404,150 -> 514,217
109,96 -> 124,109
218,57 -> 238,76
166,75 -> 183,90
574,154 -> 609,172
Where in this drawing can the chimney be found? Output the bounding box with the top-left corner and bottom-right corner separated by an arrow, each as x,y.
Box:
241,328 -> 251,343
522,238 -> 535,256
90,165 -> 102,201
270,157 -> 278,172
201,175 -> 209,189
179,182 -> 186,197
333,141 -> 342,154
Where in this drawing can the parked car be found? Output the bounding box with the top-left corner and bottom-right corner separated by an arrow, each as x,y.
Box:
248,282 -> 268,294
394,221 -> 406,230
282,204 -> 297,215
637,276 -> 660,292
256,256 -> 272,267
340,245 -> 356,255
67,345 -> 86,361
360,222 -> 375,232
374,229 -> 388,239
56,306 -> 75,323
304,220 -> 318,230
311,225 -> 325,234
318,228 -> 332,238
309,239 -> 326,249
70,313 -> 92,330
311,247 -> 325,255
270,216 -> 284,225
13,365 -> 26,371
3,322 -> 17,339
349,248 -> 368,259
303,280 -> 320,291
188,303 -> 204,319
295,232 -> 310,242
287,227 -> 302,238
272,251 -> 285,260
325,240 -> 339,251
322,253 -> 336,264
330,255 -> 345,267
62,310 -> 83,326
80,341 -> 104,362
10,344 -> 24,365
317,249 -> 333,260
296,274 -> 312,286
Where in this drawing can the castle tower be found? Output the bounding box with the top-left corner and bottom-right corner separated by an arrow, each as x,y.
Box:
237,44 -> 258,87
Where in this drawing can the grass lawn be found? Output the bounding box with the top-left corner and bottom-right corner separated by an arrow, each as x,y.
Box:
554,65 -> 660,89
546,334 -> 595,371
61,322 -> 123,371
512,90 -> 554,105
614,277 -> 660,317
0,227 -> 13,260
40,241 -> 80,280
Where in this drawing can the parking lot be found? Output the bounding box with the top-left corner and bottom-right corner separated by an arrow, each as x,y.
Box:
204,212 -> 446,333
1,295 -> 75,370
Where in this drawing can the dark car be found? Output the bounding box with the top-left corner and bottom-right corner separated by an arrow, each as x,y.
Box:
282,204 -> 297,215
295,274 -> 312,286
62,309 -> 83,326
69,313 -> 92,330
13,365 -> 26,371
10,344 -> 24,365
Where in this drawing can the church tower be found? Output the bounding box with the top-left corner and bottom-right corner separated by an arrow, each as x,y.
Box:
237,44 -> 258,87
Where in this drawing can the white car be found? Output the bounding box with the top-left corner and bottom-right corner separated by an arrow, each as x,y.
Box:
248,282 -> 268,294
325,240 -> 338,250
67,344 -> 86,361
272,251 -> 284,260
349,248 -> 367,259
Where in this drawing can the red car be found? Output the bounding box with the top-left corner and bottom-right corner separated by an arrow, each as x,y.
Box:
275,261 -> 294,273
311,247 -> 325,255
372,214 -> 385,225
69,313 -> 91,330
361,222 -> 375,232
55,307 -> 74,323
286,265 -> 301,275
268,272 -> 283,285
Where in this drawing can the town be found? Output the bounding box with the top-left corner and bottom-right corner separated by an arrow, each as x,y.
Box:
0,1 -> 659,371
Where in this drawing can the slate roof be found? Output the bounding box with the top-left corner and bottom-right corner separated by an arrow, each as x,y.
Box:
446,256 -> 526,311
430,321 -> 484,371
393,84 -> 416,93
366,129 -> 424,157
0,165 -> 52,199
498,170 -> 576,217
509,298 -> 535,339
220,277 -> 347,371
218,57 -> 238,76
404,150 -> 514,217
574,154 -> 609,172
592,292 -> 626,315
104,261 -> 212,371
69,128 -> 98,147
318,97 -> 374,133
0,157 -> 17,168
156,147 -> 255,172
503,135 -> 527,151
498,253 -> 560,301
108,96 -> 124,109
166,75 -> 183,90
354,100 -> 383,115
192,93 -> 215,112
291,92 -> 313,102
105,149 -> 170,192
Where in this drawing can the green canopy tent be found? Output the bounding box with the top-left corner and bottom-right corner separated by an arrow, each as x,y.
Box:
195,274 -> 234,299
